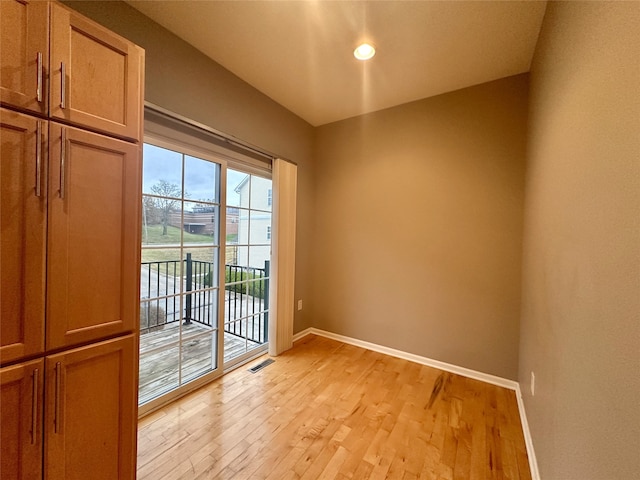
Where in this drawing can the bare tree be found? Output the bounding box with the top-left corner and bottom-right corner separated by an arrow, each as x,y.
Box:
150,180 -> 181,236
142,196 -> 161,224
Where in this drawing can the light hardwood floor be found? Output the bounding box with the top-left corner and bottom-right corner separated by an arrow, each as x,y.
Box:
137,334 -> 531,480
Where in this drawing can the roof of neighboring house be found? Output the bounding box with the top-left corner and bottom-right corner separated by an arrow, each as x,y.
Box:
234,175 -> 250,194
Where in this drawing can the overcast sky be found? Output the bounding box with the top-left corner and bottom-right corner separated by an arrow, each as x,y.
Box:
142,143 -> 247,206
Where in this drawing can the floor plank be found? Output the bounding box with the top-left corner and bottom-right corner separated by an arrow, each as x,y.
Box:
137,335 -> 531,480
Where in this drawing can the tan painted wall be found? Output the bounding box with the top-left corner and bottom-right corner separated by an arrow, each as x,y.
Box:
64,1 -> 316,332
313,75 -> 529,380
519,2 -> 640,478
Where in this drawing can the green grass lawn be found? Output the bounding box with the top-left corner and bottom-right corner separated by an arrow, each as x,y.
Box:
141,248 -> 217,264
141,225 -> 217,264
142,224 -> 214,245
141,224 -> 241,265
141,248 -> 181,264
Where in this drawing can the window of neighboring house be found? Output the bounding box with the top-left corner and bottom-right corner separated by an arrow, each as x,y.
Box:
267,188 -> 272,207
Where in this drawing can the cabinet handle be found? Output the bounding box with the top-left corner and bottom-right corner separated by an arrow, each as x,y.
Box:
60,128 -> 66,199
35,121 -> 42,197
54,362 -> 61,434
31,368 -> 39,444
60,62 -> 66,109
36,52 -> 43,103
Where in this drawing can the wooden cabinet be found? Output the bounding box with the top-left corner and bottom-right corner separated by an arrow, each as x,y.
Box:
46,123 -> 140,350
1,3 -> 143,479
0,1 -> 144,141
0,0 -> 49,116
0,109 -> 47,364
44,335 -> 137,480
0,359 -> 44,480
50,3 -> 143,142
0,336 -> 136,480
0,112 -> 140,356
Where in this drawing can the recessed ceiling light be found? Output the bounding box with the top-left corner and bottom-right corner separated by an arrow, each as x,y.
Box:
354,43 -> 375,61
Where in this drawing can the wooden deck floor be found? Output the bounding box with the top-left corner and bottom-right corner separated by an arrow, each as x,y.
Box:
139,322 -> 261,405
137,334 -> 532,479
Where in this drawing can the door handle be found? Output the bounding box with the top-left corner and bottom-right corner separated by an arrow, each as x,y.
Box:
60,128 -> 66,199
31,368 -> 39,444
60,62 -> 66,109
35,121 -> 42,197
36,52 -> 43,103
54,362 -> 62,433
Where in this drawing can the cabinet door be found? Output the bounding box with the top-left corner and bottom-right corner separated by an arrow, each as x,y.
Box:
44,335 -> 137,480
49,2 -> 144,142
0,0 -> 49,115
0,109 -> 47,364
47,123 -> 140,350
0,359 -> 44,480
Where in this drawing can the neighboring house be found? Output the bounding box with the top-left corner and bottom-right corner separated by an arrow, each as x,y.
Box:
167,206 -> 239,239
225,207 -> 240,264
168,206 -> 216,236
226,207 -> 239,239
235,175 -> 272,269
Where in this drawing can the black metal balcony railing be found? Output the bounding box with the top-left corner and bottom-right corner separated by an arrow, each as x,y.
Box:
140,256 -> 269,345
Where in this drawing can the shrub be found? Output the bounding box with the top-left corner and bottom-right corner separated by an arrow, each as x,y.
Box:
201,266 -> 269,300
225,268 -> 268,300
140,303 -> 167,329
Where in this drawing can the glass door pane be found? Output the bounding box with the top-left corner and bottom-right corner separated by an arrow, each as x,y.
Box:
224,169 -> 271,365
139,143 -> 221,406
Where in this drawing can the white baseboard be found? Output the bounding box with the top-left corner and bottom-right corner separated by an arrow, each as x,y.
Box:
515,384 -> 541,480
292,326 -> 540,480
292,327 -> 314,343
294,327 -> 517,389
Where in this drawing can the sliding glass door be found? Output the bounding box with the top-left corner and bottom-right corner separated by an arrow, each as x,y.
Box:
224,169 -> 272,367
138,140 -> 272,410
139,142 -> 221,406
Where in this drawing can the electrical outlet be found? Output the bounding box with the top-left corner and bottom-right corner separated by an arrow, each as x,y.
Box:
530,372 -> 536,396
297,299 -> 303,311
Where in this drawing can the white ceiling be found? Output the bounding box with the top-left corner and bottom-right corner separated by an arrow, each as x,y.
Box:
126,1 -> 547,126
